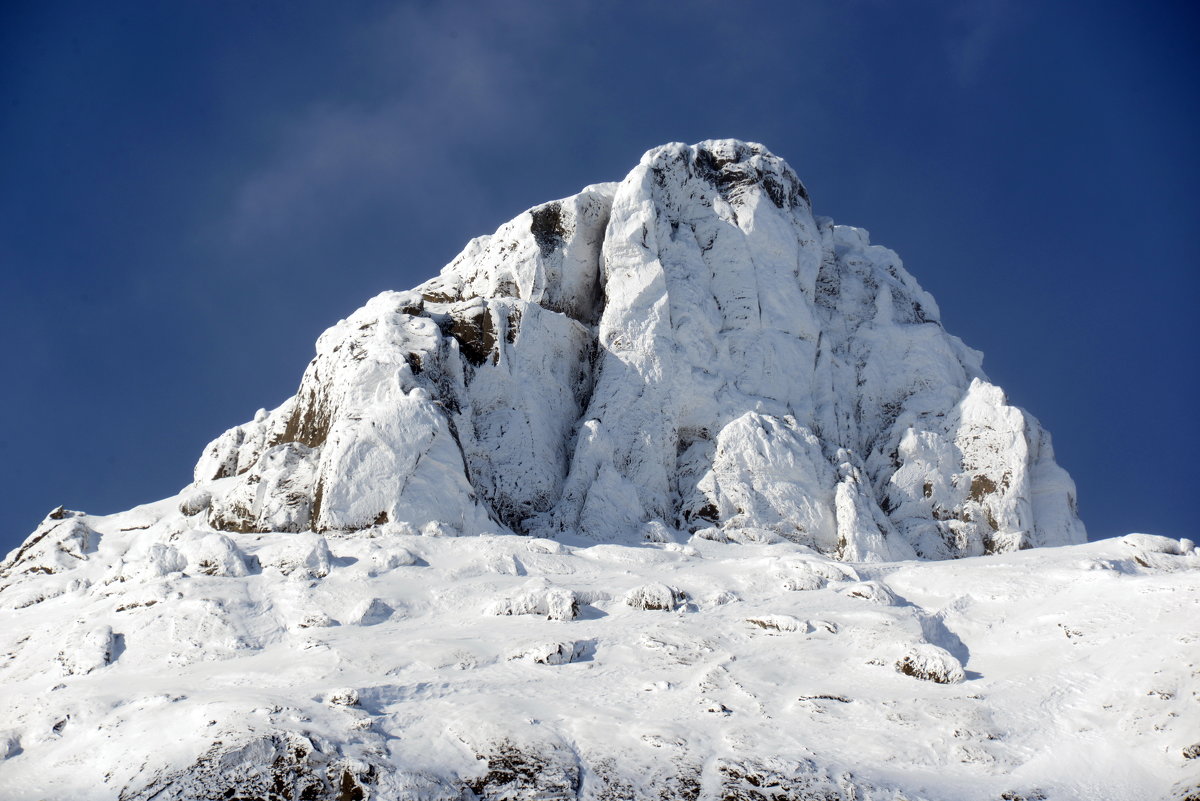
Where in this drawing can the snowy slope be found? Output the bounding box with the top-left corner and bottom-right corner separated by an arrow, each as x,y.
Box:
0,506 -> 1196,800
2,140 -> 1182,800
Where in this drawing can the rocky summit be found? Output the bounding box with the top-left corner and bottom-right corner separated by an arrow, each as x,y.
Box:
2,141 -> 1195,801
194,139 -> 1084,560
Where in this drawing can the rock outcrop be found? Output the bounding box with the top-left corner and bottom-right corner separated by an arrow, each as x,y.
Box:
195,139 -> 1085,559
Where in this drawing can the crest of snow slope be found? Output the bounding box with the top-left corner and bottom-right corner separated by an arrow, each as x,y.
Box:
0,506 -> 1196,800
191,140 -> 1085,561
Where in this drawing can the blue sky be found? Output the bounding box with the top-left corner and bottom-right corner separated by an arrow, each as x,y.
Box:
2,0 -> 1197,556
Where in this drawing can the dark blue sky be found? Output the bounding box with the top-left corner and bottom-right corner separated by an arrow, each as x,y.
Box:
2,1 -> 1197,555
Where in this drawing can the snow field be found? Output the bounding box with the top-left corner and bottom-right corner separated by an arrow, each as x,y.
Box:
0,503 -> 1195,800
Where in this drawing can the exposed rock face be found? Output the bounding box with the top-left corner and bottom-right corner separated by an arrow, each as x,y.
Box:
118,732 -> 375,801
194,140 -> 1084,559
0,510 -> 96,584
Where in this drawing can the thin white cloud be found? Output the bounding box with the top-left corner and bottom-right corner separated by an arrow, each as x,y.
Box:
947,0 -> 1014,86
226,0 -> 564,250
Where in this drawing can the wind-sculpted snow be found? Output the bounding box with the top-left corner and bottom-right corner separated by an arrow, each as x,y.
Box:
0,140 -> 1130,799
189,139 -> 1084,559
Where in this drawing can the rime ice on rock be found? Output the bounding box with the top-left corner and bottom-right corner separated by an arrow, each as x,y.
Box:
186,139 -> 1084,559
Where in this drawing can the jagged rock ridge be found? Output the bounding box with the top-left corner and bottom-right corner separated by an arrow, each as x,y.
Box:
194,139 -> 1085,559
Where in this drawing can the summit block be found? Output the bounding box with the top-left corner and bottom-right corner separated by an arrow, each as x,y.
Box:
196,139 -> 1085,559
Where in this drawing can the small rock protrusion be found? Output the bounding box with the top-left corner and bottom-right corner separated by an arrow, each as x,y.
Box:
178,491 -> 212,517
745,615 -> 805,633
894,644 -> 965,684
511,641 -> 583,665
485,581 -> 580,621
844,580 -> 898,605
624,583 -> 686,612
348,598 -> 393,626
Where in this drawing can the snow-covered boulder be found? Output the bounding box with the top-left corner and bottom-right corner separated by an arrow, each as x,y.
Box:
844,580 -> 899,606
368,542 -> 418,572
485,579 -> 579,621
117,541 -> 187,582
324,687 -> 360,707
624,582 -> 686,611
55,624 -> 116,676
255,532 -> 334,578
1121,533 -> 1192,556
0,731 -> 19,760
511,640 -> 584,665
0,513 -> 96,583
173,531 -> 250,578
177,490 -> 211,517
347,598 -> 393,626
895,643 -> 966,684
746,614 -> 805,633
778,558 -> 852,591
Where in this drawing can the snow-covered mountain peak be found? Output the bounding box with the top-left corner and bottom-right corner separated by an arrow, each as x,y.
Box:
9,141 -> 1181,801
185,139 -> 1083,560
643,139 -> 812,212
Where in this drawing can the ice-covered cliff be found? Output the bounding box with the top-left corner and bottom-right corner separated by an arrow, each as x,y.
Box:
193,139 -> 1084,560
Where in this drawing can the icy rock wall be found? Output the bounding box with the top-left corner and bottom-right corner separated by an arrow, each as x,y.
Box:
192,140 -> 1085,559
